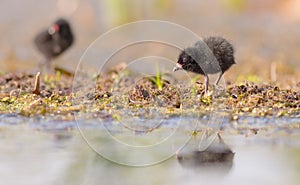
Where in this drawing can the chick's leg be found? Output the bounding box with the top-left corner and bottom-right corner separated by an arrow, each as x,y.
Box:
214,72 -> 224,86
204,74 -> 209,95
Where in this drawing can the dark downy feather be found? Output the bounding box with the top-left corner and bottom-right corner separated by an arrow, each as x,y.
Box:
174,36 -> 235,94
177,36 -> 235,75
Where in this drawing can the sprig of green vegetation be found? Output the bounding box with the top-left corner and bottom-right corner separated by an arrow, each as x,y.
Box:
149,65 -> 164,90
55,70 -> 61,81
190,86 -> 197,98
190,75 -> 201,84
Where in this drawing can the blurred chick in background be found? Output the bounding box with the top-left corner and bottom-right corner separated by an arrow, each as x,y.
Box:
34,18 -> 74,72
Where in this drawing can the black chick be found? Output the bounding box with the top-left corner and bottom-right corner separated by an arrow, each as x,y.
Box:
173,36 -> 235,94
34,18 -> 74,69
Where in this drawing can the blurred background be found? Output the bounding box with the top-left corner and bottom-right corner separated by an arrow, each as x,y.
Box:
1,2 -> 300,185
0,0 -> 300,84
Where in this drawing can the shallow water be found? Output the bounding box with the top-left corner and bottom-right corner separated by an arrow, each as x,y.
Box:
0,114 -> 300,185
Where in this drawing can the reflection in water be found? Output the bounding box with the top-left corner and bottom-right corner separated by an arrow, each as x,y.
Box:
0,124 -> 300,185
177,134 -> 234,174
52,132 -> 73,149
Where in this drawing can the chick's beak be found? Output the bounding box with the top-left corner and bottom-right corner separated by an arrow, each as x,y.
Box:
173,63 -> 183,72
48,24 -> 60,35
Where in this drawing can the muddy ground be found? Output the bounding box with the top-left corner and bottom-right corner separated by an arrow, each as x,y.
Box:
0,64 -> 299,122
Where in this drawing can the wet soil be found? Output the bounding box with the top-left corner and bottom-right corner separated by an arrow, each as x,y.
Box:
0,65 -> 299,121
